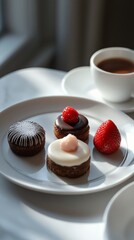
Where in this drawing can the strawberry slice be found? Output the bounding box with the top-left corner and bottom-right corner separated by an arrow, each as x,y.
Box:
93,120 -> 121,154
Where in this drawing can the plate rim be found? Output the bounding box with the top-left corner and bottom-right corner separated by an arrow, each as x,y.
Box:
0,95 -> 134,195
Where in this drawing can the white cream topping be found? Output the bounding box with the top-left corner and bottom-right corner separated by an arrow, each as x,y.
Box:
48,139 -> 90,166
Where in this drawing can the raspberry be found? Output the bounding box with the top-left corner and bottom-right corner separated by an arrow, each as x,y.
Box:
62,106 -> 79,124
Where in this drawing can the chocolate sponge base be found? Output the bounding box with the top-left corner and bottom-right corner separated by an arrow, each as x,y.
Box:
47,156 -> 90,178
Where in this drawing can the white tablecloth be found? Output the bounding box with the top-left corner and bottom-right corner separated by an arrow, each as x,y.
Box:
0,67 -> 134,240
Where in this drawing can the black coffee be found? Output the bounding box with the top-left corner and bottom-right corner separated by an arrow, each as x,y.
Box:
97,58 -> 134,74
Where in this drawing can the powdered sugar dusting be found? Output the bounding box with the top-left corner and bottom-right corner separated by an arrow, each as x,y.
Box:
8,121 -> 45,147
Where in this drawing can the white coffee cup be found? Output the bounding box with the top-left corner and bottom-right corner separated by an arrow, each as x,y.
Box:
90,47 -> 134,103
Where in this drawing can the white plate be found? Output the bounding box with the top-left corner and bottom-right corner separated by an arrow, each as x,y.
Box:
0,96 -> 134,194
103,181 -> 134,240
62,66 -> 134,113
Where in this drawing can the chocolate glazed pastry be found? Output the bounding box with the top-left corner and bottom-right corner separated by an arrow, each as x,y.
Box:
54,114 -> 89,142
7,121 -> 45,156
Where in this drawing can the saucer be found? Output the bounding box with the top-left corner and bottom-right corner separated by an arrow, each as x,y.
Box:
62,66 -> 134,113
103,182 -> 134,240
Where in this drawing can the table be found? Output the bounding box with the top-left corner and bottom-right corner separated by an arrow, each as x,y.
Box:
0,67 -> 134,240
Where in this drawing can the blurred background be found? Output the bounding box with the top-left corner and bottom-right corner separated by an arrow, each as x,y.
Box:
0,0 -> 134,77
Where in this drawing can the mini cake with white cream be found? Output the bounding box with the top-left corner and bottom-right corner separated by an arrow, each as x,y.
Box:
47,134 -> 90,178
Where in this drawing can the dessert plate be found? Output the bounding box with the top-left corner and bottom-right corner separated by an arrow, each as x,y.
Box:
62,66 -> 134,113
0,96 -> 134,194
103,181 -> 134,240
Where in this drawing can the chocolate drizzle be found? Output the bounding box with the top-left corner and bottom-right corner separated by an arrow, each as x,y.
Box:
55,114 -> 88,130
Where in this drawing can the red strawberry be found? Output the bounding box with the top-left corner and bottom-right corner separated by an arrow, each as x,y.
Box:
93,120 -> 121,154
62,106 -> 78,124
